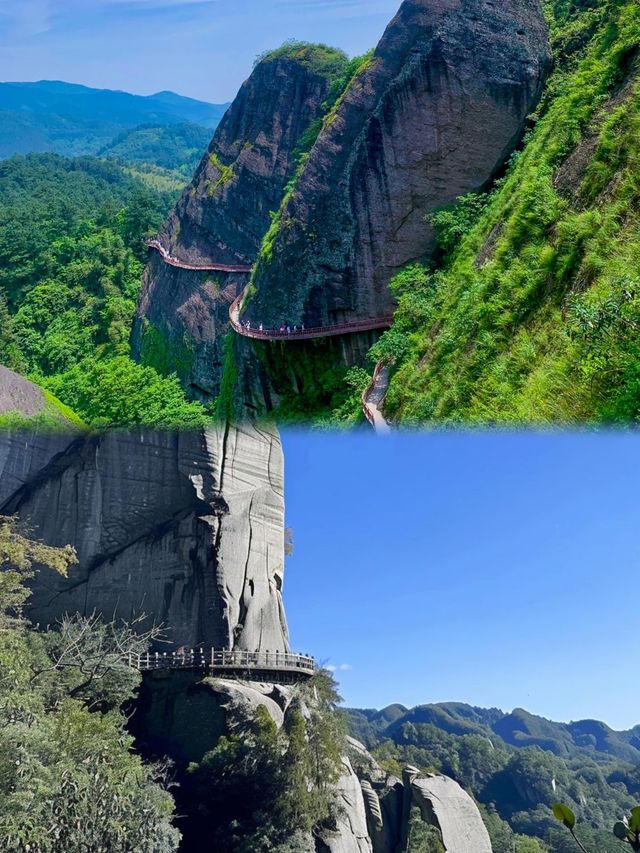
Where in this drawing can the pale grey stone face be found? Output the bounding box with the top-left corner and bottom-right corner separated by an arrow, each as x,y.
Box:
410,774 -> 494,853
0,422 -> 289,653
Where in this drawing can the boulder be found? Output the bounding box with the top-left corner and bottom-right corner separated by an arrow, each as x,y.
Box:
318,757 -> 373,853
411,774 -> 493,853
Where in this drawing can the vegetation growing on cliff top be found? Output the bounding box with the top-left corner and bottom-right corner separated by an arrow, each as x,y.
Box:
243,46 -> 376,325
377,0 -> 640,425
255,40 -> 349,80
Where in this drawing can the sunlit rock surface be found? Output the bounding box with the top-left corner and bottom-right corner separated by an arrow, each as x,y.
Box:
0,423 -> 289,652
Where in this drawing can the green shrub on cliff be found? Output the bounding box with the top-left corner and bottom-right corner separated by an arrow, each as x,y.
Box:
182,670 -> 344,852
43,356 -> 210,428
380,0 -> 640,425
255,41 -> 349,80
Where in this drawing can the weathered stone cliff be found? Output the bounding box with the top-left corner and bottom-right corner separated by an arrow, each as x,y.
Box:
0,423 -> 289,652
244,0 -> 550,331
132,46 -> 350,401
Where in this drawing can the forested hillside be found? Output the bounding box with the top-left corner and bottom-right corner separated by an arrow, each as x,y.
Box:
373,0 -> 640,425
345,702 -> 640,853
0,154 -> 210,427
99,123 -> 212,177
0,517 -> 180,851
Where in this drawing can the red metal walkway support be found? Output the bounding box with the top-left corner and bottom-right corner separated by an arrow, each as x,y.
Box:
146,238 -> 253,274
229,289 -> 393,342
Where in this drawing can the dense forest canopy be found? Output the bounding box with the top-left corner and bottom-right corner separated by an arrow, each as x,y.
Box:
0,153 -> 212,428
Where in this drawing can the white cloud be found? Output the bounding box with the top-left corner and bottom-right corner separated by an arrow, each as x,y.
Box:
3,0 -> 51,36
327,663 -> 353,672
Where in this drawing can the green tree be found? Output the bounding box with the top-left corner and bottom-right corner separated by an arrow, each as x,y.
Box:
43,356 -> 210,428
0,516 -> 180,852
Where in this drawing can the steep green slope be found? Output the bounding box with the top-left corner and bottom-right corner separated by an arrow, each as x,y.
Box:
0,154 -> 210,428
378,0 -> 640,425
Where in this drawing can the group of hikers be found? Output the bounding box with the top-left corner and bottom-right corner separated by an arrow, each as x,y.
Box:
240,319 -> 306,336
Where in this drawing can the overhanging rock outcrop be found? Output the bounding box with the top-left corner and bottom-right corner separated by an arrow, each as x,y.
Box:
245,0 -> 550,332
0,423 -> 289,652
132,46 -> 350,401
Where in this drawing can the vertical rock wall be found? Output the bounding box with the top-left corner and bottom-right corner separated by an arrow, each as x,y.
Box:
133,49 -> 350,401
245,0 -> 550,330
0,423 -> 289,652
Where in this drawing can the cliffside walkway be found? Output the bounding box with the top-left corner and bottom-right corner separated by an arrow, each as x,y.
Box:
124,648 -> 316,683
229,289 -> 393,342
146,238 -> 253,274
362,362 -> 392,434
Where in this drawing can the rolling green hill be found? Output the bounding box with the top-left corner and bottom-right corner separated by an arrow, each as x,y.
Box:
99,123 -> 212,177
0,80 -> 227,159
345,702 -> 640,853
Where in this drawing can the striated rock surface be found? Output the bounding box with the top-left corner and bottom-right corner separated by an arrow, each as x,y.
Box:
319,757 -> 374,853
410,773 -> 493,853
245,0 -> 550,331
0,423 -> 289,652
133,46 -> 350,401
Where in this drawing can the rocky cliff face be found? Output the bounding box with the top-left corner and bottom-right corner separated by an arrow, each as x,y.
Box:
244,0 -> 550,331
134,674 -> 492,853
132,47 -> 350,401
0,423 -> 289,652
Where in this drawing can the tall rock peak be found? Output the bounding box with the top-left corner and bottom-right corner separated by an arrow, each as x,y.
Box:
133,45 -> 350,401
244,0 -> 551,330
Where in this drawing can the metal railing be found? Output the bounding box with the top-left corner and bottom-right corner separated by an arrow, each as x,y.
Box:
229,288 -> 393,341
124,647 -> 316,676
146,238 -> 253,274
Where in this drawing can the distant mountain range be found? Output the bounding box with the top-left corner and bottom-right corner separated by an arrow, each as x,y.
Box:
346,702 -> 640,763
0,80 -> 228,159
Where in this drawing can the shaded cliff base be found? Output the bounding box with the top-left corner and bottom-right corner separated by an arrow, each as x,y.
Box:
130,671 -> 492,853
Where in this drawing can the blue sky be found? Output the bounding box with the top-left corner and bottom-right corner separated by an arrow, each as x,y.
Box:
281,430 -> 640,730
0,0 -> 400,102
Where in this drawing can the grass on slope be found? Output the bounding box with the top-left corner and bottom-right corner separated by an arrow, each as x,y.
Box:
379,0 -> 640,425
